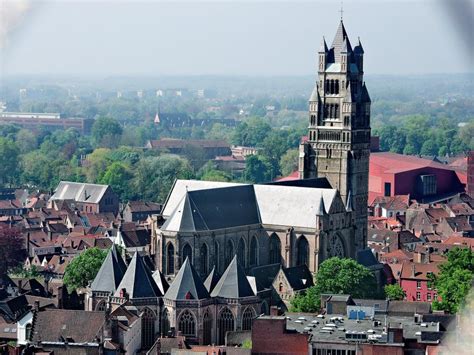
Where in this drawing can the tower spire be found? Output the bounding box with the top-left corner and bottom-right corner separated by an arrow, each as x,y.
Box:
339,1 -> 344,21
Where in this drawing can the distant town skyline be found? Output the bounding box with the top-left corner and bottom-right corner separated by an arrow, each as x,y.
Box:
0,0 -> 473,77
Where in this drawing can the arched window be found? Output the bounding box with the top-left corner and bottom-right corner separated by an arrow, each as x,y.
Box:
178,310 -> 196,337
203,309 -> 212,345
161,308 -> 170,336
141,308 -> 156,349
218,307 -> 235,345
183,243 -> 192,264
242,307 -> 256,331
335,80 -> 339,94
237,238 -> 246,266
249,236 -> 258,266
95,300 -> 106,312
269,234 -> 281,264
166,243 -> 175,275
297,236 -> 309,266
279,282 -> 284,292
335,104 -> 339,118
200,243 -> 208,276
225,240 -> 234,267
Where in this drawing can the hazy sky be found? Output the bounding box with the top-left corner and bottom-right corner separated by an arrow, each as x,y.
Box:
1,0 -> 473,77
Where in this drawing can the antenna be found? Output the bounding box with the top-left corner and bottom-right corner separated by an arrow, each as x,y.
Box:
339,1 -> 344,21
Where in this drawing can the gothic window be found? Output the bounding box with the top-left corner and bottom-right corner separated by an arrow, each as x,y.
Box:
335,104 -> 340,118
218,307 -> 235,345
25,323 -> 32,341
328,234 -> 345,258
335,80 -> 339,94
95,300 -> 106,312
269,234 -> 281,264
225,240 -> 234,267
324,105 -> 329,118
242,307 -> 256,331
310,114 -> 316,125
296,236 -> 309,266
183,243 -> 192,264
250,236 -> 258,266
203,309 -> 212,345
161,308 -> 170,336
166,243 -> 175,275
237,238 -> 246,266
325,80 -> 329,94
178,310 -> 196,337
141,308 -> 156,349
200,243 -> 208,276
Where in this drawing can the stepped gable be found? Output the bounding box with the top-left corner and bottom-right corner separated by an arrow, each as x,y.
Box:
211,256 -> 255,299
114,252 -> 162,298
203,266 -> 220,293
152,269 -> 170,295
164,258 -> 210,300
91,244 -> 127,293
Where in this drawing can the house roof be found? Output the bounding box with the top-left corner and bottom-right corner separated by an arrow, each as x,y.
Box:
147,138 -> 230,150
119,228 -> 151,247
372,195 -> 410,210
32,309 -> 105,343
211,256 -> 255,299
91,245 -> 127,293
126,201 -> 162,213
443,235 -> 474,248
281,265 -> 314,291
164,258 -> 210,301
114,252 -> 162,298
248,263 -> 281,291
50,181 -> 110,204
400,261 -> 441,281
387,300 -> 431,316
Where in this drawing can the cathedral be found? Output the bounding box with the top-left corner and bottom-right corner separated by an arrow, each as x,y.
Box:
87,19 -> 371,349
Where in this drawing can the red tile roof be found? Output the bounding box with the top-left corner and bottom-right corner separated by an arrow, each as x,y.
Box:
275,170 -> 300,182
370,152 -> 456,174
400,261 -> 441,281
443,235 -> 474,248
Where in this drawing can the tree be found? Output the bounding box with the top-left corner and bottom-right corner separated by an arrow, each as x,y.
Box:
0,225 -> 26,274
280,149 -> 299,176
384,284 -> 405,300
92,116 -> 123,148
63,247 -> 107,292
0,138 -> 20,186
290,257 -> 378,312
432,247 -> 473,314
99,162 -> 133,200
231,117 -> 271,147
242,155 -> 271,183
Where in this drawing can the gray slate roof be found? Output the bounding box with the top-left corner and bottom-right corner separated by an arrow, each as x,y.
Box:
164,258 -> 210,301
203,267 -> 220,293
282,265 -> 314,291
91,244 -> 127,293
50,181 -> 110,204
331,20 -> 351,63
114,252 -> 162,298
211,256 -> 255,299
152,269 -> 170,295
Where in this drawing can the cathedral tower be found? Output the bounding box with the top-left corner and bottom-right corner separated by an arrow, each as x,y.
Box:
299,20 -> 371,251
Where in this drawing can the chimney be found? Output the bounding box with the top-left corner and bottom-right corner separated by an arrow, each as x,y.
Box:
34,300 -> 40,312
411,263 -> 416,277
414,252 -> 422,264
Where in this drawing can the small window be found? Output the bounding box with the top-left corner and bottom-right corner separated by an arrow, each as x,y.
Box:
384,182 -> 391,197
416,292 -> 421,301
427,293 -> 432,301
417,281 -> 422,289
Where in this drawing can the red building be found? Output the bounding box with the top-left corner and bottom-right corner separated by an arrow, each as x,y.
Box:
369,152 -> 466,203
399,261 -> 440,303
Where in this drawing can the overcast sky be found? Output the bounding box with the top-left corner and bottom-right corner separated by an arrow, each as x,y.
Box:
0,0 -> 473,77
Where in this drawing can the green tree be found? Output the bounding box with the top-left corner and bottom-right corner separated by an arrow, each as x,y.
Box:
92,116 -> 123,148
290,257 -> 379,312
384,284 -> 405,300
280,149 -> 299,176
432,248 -> 473,314
63,247 -> 107,292
0,138 -> 20,186
232,117 -> 271,147
242,155 -> 271,183
99,162 -> 133,200
16,129 -> 38,153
